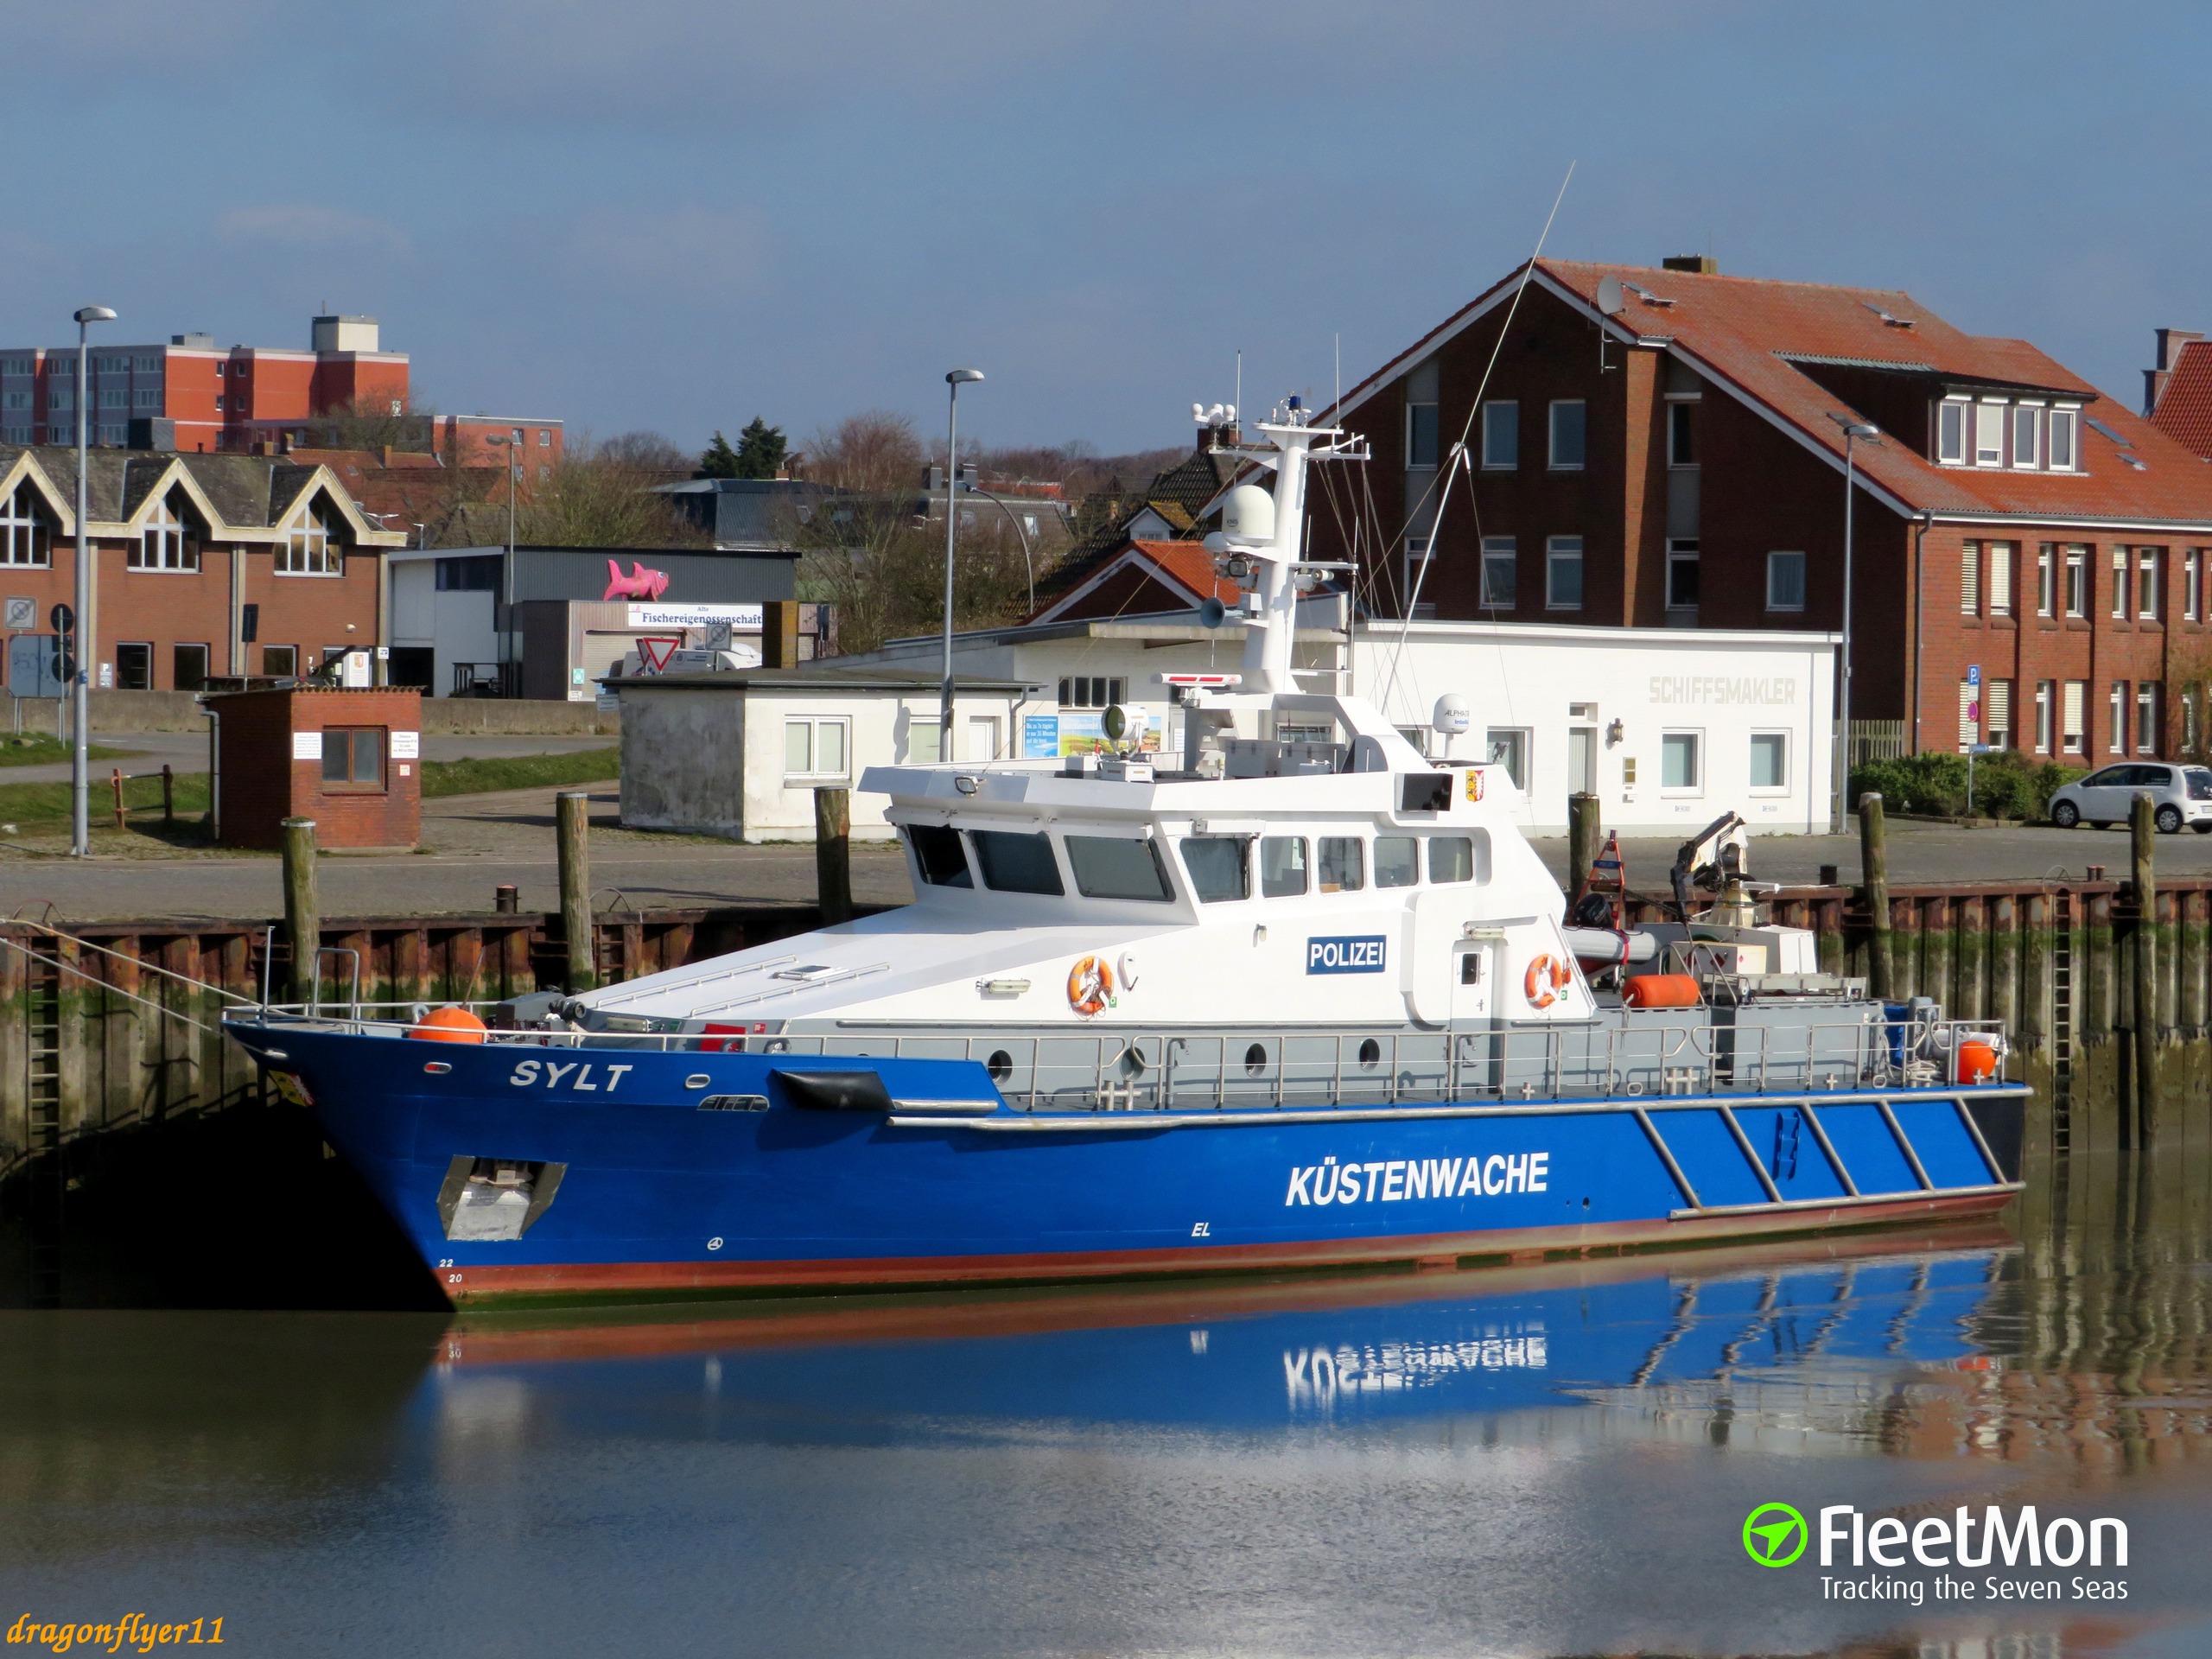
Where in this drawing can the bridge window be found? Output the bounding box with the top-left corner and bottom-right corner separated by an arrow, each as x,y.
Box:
1259,836 -> 1307,898
1066,835 -> 1173,902
906,824 -> 970,888
1179,836 -> 1247,903
1374,836 -> 1419,888
972,830 -> 1064,895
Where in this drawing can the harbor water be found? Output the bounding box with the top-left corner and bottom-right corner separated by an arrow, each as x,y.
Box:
2,1150 -> 2208,1658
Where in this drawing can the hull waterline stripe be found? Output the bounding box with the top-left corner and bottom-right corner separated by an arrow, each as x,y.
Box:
1669,1181 -> 2021,1221
885,1084 -> 2029,1134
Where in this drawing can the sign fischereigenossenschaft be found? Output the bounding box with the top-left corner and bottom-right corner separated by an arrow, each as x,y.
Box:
1741,1501 -> 2132,1607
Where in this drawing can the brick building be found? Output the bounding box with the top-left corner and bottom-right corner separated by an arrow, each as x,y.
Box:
0,445 -> 406,692
0,315 -> 563,469
206,686 -> 423,851
1313,257 -> 2212,763
2145,327 -> 2212,461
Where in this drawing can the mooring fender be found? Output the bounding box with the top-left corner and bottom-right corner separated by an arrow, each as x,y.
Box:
771,1069 -> 895,1113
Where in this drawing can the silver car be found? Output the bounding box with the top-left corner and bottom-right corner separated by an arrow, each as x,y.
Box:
2048,760 -> 2212,834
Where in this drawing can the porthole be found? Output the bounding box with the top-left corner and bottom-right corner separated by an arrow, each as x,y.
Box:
1358,1038 -> 1382,1068
986,1049 -> 1013,1083
1244,1042 -> 1268,1076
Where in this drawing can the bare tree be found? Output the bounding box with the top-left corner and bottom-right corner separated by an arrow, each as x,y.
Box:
596,430 -> 691,471
310,396 -> 441,453
512,436 -> 710,548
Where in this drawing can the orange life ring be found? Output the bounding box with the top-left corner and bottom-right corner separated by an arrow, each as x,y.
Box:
1067,955 -> 1116,1017
1523,953 -> 1568,1009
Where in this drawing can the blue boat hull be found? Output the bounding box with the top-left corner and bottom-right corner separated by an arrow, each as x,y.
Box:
233,1026 -> 2027,1306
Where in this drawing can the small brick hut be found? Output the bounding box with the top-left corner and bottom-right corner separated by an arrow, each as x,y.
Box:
207,686 -> 423,850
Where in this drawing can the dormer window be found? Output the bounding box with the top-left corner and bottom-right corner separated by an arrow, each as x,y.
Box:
1938,399 -> 1967,464
0,481 -> 52,568
130,492 -> 200,572
1974,402 -> 2005,467
276,505 -> 341,575
2012,404 -> 2042,469
2049,407 -> 2078,471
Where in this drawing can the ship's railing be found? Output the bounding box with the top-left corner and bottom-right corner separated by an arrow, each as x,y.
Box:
229,1005 -> 2010,1109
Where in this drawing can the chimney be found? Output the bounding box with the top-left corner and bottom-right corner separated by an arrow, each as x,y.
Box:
1662,255 -> 1718,275
2146,327 -> 2205,416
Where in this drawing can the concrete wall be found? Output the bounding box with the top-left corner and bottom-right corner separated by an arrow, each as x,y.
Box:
73,689 -> 618,734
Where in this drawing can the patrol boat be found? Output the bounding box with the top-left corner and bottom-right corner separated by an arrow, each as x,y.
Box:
227,401 -> 2027,1306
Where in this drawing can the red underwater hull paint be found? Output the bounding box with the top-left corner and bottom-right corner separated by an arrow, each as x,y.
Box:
437,1187 -> 2018,1306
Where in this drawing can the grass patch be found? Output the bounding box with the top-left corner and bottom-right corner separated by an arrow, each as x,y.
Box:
420,748 -> 620,798
0,732 -> 127,766
0,747 -> 620,832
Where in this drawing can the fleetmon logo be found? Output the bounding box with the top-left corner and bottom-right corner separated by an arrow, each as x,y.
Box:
1742,1503 -> 1807,1568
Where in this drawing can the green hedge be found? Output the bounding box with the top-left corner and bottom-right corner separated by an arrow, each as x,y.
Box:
1849,750 -> 2083,822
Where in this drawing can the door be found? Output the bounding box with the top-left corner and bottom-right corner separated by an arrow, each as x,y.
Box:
1452,942 -> 1495,1022
2077,766 -> 2127,821
1567,726 -> 1596,795
965,715 -> 1001,762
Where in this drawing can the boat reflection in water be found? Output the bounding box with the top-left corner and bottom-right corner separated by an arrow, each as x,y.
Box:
437,1227 -> 2019,1441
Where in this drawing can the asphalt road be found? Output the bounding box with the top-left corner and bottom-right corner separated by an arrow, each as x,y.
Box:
3,791 -> 2204,925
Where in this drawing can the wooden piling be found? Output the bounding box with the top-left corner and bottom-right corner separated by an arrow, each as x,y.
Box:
1858,792 -> 1892,998
1992,893 -> 2019,1034
556,790 -> 595,994
2131,791 -> 2158,1148
816,785 -> 854,926
281,817 -> 318,1007
1957,893 -> 1986,1020
1567,792 -> 1601,906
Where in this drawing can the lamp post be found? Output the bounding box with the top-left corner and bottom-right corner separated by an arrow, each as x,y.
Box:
486,432 -> 520,696
965,481 -> 1038,617
69,304 -> 116,858
940,368 -> 983,759
1828,416 -> 1879,834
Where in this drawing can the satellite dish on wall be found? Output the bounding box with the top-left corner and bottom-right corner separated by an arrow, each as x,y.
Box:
1198,596 -> 1227,629
1596,274 -> 1625,317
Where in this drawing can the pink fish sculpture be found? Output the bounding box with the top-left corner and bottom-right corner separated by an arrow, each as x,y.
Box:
603,559 -> 671,601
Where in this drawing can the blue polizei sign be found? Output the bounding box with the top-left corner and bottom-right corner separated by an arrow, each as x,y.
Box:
1306,935 -> 1388,974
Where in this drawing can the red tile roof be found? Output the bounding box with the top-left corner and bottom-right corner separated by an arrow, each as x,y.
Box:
1338,259 -> 2212,528
1031,538 -> 1240,622
2151,338 -> 2212,461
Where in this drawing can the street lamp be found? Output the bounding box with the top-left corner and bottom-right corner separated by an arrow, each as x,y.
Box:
486,432 -> 521,696
940,368 -> 983,759
1828,414 -> 1879,835
70,304 -> 116,858
965,481 -> 1038,617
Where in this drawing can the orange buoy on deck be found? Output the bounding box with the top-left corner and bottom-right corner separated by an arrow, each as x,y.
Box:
1955,1039 -> 1999,1084
1620,974 -> 1700,1009
408,1007 -> 488,1044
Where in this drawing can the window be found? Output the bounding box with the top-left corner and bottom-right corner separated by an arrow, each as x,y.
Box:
1484,727 -> 1529,790
133,388 -> 160,410
1662,730 -> 1701,790
2189,550 -> 2202,621
1961,542 -> 1980,614
130,493 -> 199,572
1405,397 -> 1440,469
1666,539 -> 1700,611
1317,837 -> 1364,893
116,643 -> 153,690
1937,400 -> 1968,464
512,428 -> 524,444
1974,402 -> 2005,466
2139,682 -> 2160,753
1480,537 -> 1516,608
0,429 -> 29,445
436,555 -> 500,591
2049,408 -> 2077,470
1765,550 -> 1805,612
1545,536 -> 1583,609
1065,835 -> 1173,901
2139,547 -> 2161,620
276,507 -> 340,575
2012,404 -> 2041,468
47,387 -> 70,411
1180,837 -> 1248,902
1548,400 -> 1586,470
1374,836 -> 1419,888
1749,732 -> 1787,790
172,644 -> 208,692
1986,679 -> 2012,747
99,424 -> 127,446
0,482 -> 50,567
261,645 -> 297,677
2064,545 -> 2087,617
97,388 -> 127,410
1988,543 -> 2013,616
906,824 -> 970,887
2063,681 -> 2085,753
972,830 -> 1064,895
538,429 -> 551,448
1667,401 -> 1696,467
2036,680 -> 2054,754
1427,836 -> 1474,883
782,716 -> 849,780
2109,681 -> 2127,753
2113,547 -> 2130,620
1480,401 -> 1517,469
1259,836 -> 1308,898
321,728 -> 385,790
1959,679 -> 1979,748
1058,677 -> 1125,709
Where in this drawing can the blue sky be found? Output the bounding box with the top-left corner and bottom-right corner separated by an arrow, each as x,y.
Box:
10,2 -> 2208,456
